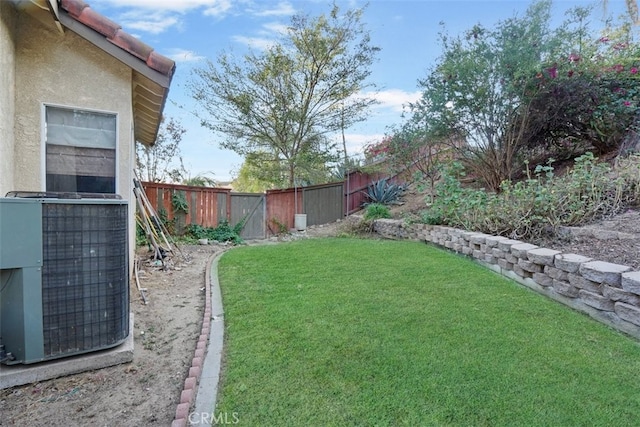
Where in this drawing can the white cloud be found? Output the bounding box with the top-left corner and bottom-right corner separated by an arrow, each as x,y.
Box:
349,89 -> 422,114
96,0 -> 229,13
262,22 -> 289,35
203,0 -> 232,17
338,133 -> 385,154
253,1 -> 295,17
121,15 -> 179,34
231,35 -> 276,50
92,0 -> 233,35
165,48 -> 206,63
369,89 -> 422,113
231,21 -> 288,50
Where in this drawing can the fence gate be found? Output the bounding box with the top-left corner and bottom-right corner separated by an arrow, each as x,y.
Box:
230,193 -> 266,239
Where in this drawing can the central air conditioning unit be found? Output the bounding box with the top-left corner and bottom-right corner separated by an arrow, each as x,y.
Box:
0,192 -> 129,365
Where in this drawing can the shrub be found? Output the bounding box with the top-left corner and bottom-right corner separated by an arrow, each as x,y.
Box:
135,220 -> 148,246
171,190 -> 189,214
364,178 -> 407,205
421,153 -> 637,240
270,217 -> 289,235
185,219 -> 245,244
364,203 -> 391,221
616,154 -> 640,205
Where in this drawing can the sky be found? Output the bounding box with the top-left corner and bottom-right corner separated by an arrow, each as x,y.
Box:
86,0 -> 630,182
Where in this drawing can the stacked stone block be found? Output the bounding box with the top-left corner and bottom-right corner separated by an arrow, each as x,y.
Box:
371,218 -> 640,339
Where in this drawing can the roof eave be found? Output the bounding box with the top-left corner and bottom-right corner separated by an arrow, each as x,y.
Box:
57,11 -> 172,88
57,10 -> 173,146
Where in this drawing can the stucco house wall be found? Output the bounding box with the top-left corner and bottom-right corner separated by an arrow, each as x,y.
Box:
0,3 -> 17,194
13,11 -> 134,196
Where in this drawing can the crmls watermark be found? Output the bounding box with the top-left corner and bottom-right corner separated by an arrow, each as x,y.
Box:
188,411 -> 239,425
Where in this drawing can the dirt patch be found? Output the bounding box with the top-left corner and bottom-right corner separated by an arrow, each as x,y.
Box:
385,184 -> 640,270
0,244 -> 224,427
534,208 -> 640,270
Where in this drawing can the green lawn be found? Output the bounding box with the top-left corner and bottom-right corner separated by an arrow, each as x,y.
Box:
216,238 -> 640,426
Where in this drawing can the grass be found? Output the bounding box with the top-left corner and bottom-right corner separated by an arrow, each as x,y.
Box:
216,238 -> 640,426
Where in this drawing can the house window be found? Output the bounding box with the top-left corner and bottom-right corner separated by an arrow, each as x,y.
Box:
45,106 -> 117,193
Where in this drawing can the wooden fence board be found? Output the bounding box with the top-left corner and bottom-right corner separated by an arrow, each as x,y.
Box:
231,193 -> 265,239
141,182 -> 231,229
303,182 -> 343,226
141,164 -> 409,237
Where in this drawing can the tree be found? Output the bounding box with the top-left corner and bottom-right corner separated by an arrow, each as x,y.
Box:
406,0 -> 586,191
384,123 -> 456,204
604,0 -> 639,24
329,155 -> 361,181
182,173 -> 217,187
232,160 -> 276,193
136,117 -> 187,183
517,3 -> 639,160
188,4 -> 379,187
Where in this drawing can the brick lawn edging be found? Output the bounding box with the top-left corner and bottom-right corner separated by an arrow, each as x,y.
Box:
171,252 -> 217,427
372,218 -> 640,340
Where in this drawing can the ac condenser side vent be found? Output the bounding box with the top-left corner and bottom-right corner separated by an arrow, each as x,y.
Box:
41,202 -> 129,359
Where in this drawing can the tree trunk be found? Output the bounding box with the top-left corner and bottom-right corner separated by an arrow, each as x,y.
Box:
288,162 -> 295,187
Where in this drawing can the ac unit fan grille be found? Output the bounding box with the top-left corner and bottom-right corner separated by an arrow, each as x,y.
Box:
42,203 -> 129,358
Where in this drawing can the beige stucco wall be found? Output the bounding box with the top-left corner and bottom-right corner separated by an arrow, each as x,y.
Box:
0,3 -> 17,195
14,13 -> 133,195
12,11 -> 137,266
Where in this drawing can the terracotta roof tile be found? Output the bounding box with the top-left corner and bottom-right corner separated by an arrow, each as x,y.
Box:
109,30 -> 153,62
78,7 -> 120,39
59,0 -> 175,78
147,51 -> 175,76
60,0 -> 87,18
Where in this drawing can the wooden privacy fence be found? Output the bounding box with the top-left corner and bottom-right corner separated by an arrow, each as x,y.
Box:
142,182 -> 230,232
344,168 -> 406,215
265,182 -> 345,235
141,169 -> 403,238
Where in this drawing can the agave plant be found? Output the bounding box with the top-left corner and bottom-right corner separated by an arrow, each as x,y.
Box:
363,178 -> 407,206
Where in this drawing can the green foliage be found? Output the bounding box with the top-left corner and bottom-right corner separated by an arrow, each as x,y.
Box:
384,122 -> 454,203
135,221 -> 148,246
404,0 -> 639,191
270,217 -> 289,235
355,199 -> 395,235
330,157 -> 362,181
232,159 -> 276,192
421,153 -> 639,240
406,0 -> 563,191
616,154 -> 640,202
182,173 -> 217,187
364,203 -> 391,220
171,190 -> 189,214
156,207 -> 175,235
135,117 -> 187,183
136,207 -> 176,247
185,219 -> 246,244
420,162 -> 468,226
520,11 -> 640,159
188,4 -> 379,186
364,178 -> 407,206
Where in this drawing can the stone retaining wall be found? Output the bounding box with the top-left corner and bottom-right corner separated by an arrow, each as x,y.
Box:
372,218 -> 640,340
